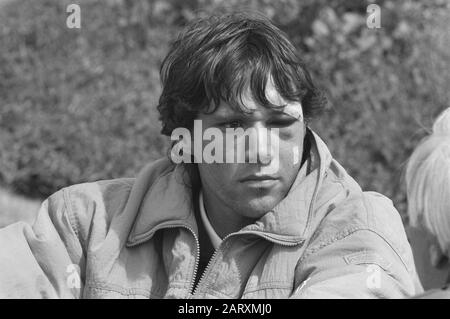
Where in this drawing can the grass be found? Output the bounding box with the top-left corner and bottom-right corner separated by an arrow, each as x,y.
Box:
0,187 -> 40,228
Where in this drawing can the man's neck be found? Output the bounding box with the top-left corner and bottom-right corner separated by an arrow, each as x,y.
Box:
201,187 -> 255,239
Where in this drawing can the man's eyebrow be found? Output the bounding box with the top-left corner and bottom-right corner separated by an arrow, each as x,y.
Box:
209,112 -> 249,121
269,110 -> 290,116
209,109 -> 299,122
269,110 -> 298,119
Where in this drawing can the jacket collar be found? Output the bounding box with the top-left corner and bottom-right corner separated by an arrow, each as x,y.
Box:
126,160 -> 198,247
126,130 -> 333,247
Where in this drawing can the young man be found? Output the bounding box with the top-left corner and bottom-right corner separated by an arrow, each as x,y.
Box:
0,12 -> 422,298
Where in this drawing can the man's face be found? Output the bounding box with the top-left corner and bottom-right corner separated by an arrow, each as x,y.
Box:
196,81 -> 306,221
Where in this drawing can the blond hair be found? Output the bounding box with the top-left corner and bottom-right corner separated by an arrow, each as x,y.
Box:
406,108 -> 450,256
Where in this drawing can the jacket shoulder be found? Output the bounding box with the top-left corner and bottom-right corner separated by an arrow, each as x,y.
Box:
296,185 -> 421,297
47,157 -> 174,249
48,178 -> 134,249
60,177 -> 135,217
305,169 -> 416,277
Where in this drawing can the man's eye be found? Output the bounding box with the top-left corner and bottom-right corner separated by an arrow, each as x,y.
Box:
268,119 -> 296,127
223,120 -> 244,128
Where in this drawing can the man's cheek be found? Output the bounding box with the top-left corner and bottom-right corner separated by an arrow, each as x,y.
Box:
203,164 -> 236,183
280,142 -> 302,169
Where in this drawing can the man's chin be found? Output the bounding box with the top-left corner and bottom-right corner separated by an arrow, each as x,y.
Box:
240,195 -> 280,219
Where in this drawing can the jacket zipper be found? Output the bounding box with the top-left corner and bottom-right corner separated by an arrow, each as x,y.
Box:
191,232 -> 234,297
185,226 -> 201,296
129,224 -> 303,297
129,224 -> 200,298
190,231 -> 303,297
165,225 -> 200,297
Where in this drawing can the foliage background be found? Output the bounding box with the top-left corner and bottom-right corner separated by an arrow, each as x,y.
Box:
0,0 -> 449,225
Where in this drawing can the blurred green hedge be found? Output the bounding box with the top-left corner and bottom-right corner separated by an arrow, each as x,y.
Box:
0,0 -> 449,217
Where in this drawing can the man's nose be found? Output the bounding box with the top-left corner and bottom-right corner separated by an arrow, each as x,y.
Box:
247,123 -> 273,165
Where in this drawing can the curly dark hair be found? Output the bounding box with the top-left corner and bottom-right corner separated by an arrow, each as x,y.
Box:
157,12 -> 327,136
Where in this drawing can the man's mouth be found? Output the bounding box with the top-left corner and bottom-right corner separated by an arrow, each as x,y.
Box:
239,174 -> 279,187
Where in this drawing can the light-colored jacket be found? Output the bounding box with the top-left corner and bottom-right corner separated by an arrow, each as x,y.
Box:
0,132 -> 423,298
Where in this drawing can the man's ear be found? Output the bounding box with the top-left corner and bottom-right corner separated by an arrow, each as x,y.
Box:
429,243 -> 449,269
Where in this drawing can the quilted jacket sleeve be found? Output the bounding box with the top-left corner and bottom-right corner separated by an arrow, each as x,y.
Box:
0,190 -> 85,298
291,228 -> 423,298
